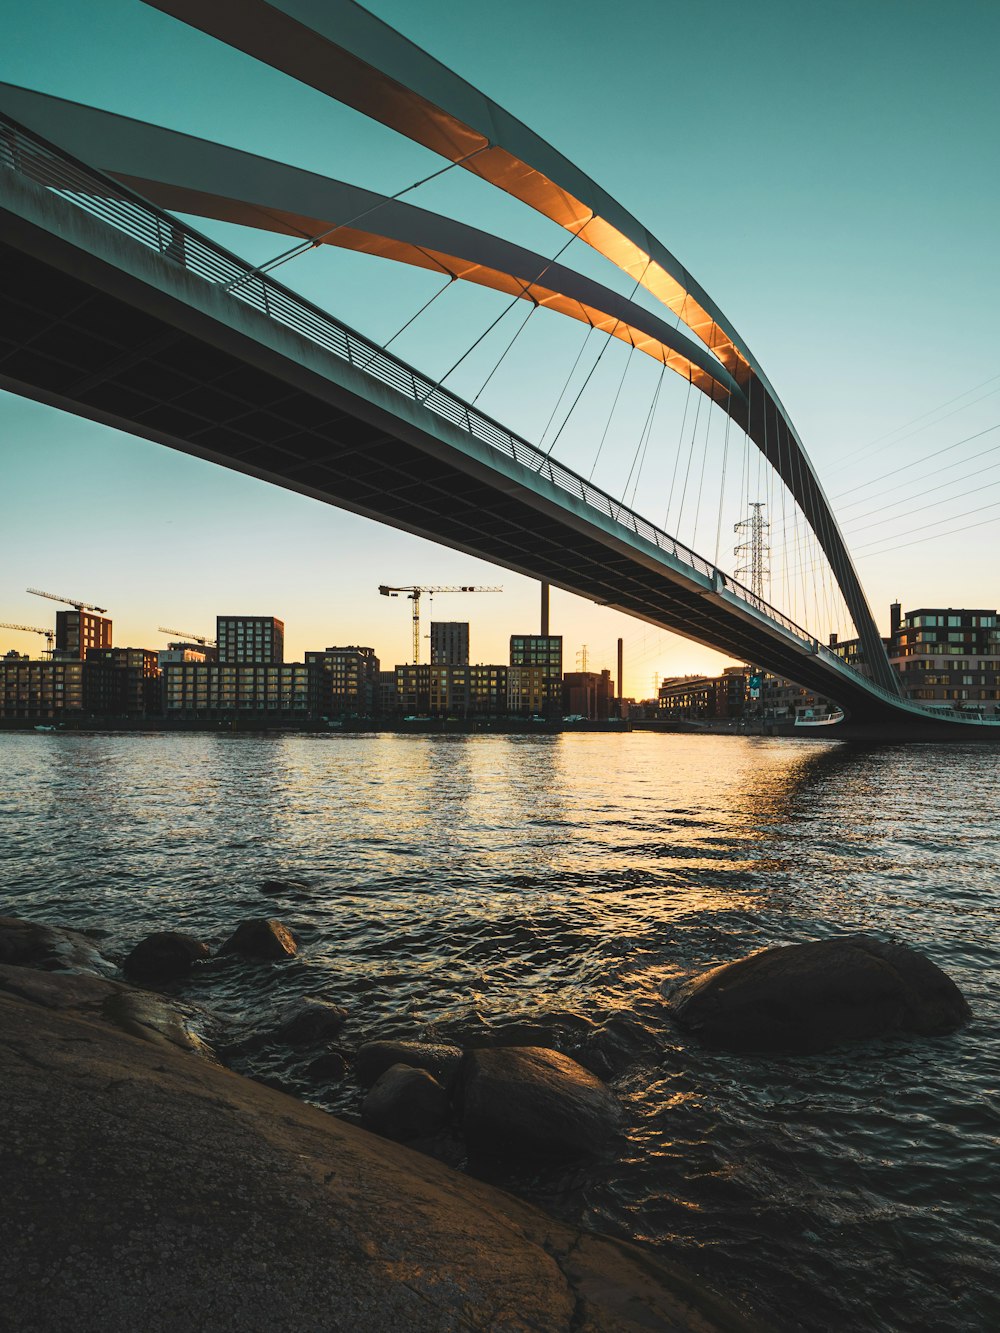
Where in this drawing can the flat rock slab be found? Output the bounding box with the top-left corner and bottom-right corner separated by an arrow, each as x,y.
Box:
461,1046 -> 623,1158
0,915 -> 115,977
0,963 -> 217,1059
0,991 -> 752,1332
667,934 -> 972,1053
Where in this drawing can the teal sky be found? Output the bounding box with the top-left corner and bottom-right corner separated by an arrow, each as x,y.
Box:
2,0 -> 998,694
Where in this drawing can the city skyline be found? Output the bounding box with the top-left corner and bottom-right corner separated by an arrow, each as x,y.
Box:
2,0 -> 999,696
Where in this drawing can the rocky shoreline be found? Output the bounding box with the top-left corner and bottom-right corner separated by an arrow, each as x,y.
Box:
0,913 -> 971,1330
0,915 -> 755,1332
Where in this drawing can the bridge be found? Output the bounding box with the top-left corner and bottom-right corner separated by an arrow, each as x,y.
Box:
0,0 -> 994,737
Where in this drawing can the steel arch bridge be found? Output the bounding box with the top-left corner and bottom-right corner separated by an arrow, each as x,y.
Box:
0,0 -> 994,735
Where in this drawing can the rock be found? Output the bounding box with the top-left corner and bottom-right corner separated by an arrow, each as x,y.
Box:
460,1046 -> 622,1158
580,1014 -> 660,1080
219,918 -> 298,960
0,962 -> 218,1059
100,987 -> 218,1059
362,1064 -> 451,1141
667,934 -> 973,1053
272,997 -> 348,1045
259,878 -> 311,897
0,988 -> 750,1331
0,916 -> 115,977
307,1050 -> 348,1082
356,1039 -> 463,1091
122,931 -> 210,983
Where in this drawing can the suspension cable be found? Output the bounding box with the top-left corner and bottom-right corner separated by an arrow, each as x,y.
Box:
714,413 -> 731,568
664,376 -> 692,531
423,221 -> 589,404
539,321 -> 595,451
675,389 -> 703,542
230,144 -> 493,286
545,260 -> 651,457
691,393 -> 714,550
589,338 -> 637,481
624,358 -> 667,506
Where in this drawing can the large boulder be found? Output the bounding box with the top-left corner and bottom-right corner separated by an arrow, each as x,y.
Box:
122,931 -> 210,983
0,916 -> 115,977
362,1064 -> 451,1141
356,1040 -> 463,1091
219,919 -> 298,960
667,934 -> 972,1053
460,1046 -> 622,1157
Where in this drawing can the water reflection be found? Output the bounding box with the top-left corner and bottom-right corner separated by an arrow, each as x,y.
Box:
2,731 -> 998,1331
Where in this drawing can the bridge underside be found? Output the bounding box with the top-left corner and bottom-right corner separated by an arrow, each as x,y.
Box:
0,192 -> 975,731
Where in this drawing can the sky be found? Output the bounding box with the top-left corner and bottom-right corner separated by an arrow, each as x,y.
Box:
2,0 -> 998,696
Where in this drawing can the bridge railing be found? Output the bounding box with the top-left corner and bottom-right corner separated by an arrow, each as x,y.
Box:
0,113 -> 834,657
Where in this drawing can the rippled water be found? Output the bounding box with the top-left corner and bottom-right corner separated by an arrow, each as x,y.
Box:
2,732 -> 998,1330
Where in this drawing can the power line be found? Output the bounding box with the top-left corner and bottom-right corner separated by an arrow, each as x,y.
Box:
830,421 -> 1000,501
851,493 -> 1000,553
843,474 -> 1000,536
855,509 -> 1000,561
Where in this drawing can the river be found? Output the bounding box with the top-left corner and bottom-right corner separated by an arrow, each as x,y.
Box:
2,731 -> 997,1330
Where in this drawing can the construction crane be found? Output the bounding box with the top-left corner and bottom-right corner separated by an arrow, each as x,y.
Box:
27,587 -> 108,614
0,623 -> 55,655
379,584 -> 502,663
158,626 -> 216,647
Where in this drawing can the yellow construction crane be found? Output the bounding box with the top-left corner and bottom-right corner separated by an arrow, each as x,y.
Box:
379,584 -> 502,663
27,587 -> 108,614
0,623 -> 55,655
158,626 -> 216,646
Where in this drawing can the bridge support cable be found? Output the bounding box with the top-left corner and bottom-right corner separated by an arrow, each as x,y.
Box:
380,273 -> 458,352
588,336 -> 638,482
423,221 -> 588,406
544,261 -> 652,460
538,320 -> 595,453
674,389 -> 704,546
691,393 -> 715,552
470,299 -> 537,408
222,145 -> 492,291
663,376 -> 692,532
624,358 -> 667,508
714,414 -> 732,569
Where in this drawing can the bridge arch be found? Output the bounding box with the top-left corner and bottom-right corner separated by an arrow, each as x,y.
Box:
143,0 -> 899,694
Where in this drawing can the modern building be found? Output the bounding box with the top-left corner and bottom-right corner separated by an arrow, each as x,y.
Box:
0,643 -> 160,721
85,647 -> 161,716
55,609 -> 111,659
0,657 -> 85,721
162,661 -> 310,720
305,646 -> 380,717
830,602 -> 1000,716
507,664 -> 549,717
395,662 -> 508,717
509,634 -> 562,714
563,669 -> 614,720
216,615 -> 284,665
889,604 -> 1000,715
377,669 -> 398,717
430,622 -> 469,666
658,667 -> 748,721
